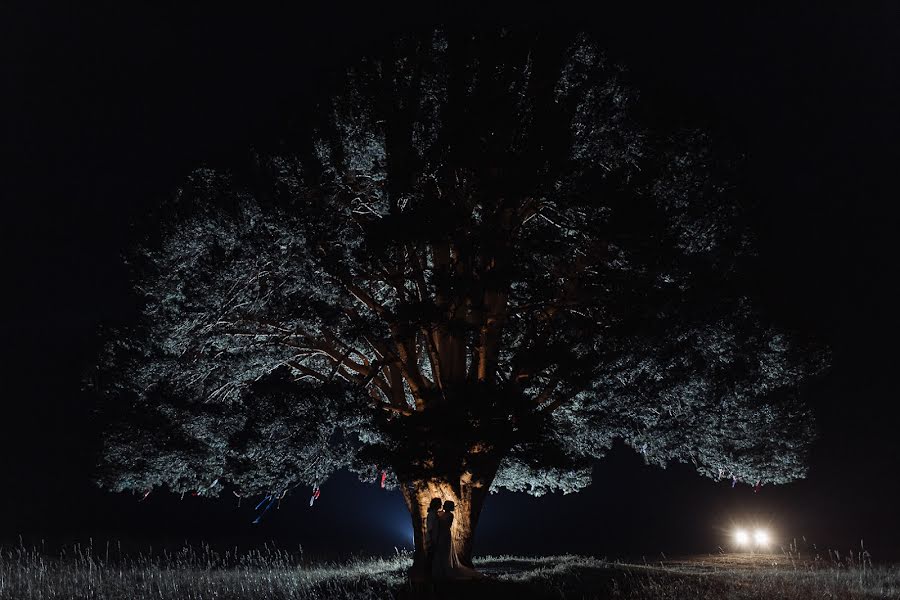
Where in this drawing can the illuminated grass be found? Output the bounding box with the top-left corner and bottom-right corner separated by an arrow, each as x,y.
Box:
0,541 -> 406,600
475,552 -> 900,599
1,542 -> 898,599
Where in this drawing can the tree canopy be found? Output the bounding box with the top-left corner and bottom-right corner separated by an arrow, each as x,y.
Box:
95,29 -> 822,506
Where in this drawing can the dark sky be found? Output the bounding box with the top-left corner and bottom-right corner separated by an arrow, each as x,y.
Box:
2,3 -> 899,560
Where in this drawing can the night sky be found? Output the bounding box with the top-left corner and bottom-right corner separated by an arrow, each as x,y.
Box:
2,4 -> 899,560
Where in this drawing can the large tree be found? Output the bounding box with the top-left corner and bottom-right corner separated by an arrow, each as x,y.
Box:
95,30 -> 822,570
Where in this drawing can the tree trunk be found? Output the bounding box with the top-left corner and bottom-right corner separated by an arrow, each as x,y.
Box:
400,466 -> 496,579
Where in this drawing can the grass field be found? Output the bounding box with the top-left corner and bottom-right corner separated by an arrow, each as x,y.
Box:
1,541 -> 898,599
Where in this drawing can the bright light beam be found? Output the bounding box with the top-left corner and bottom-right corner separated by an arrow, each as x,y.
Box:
754,529 -> 770,546
734,529 -> 750,546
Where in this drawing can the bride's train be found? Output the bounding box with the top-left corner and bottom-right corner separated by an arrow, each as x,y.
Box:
430,501 -> 483,581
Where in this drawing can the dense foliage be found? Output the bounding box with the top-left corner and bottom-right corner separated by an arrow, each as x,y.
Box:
95,29 -> 821,506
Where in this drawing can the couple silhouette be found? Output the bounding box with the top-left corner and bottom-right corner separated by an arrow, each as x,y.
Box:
424,498 -> 479,581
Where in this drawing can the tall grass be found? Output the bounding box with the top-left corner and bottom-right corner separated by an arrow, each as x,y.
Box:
1,540 -> 897,599
476,551 -> 900,599
0,540 -> 406,599
606,562 -> 900,600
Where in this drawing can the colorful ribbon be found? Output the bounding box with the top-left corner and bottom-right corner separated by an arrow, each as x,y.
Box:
252,496 -> 277,524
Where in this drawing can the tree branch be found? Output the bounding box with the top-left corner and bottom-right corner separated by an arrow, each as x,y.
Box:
532,376 -> 561,408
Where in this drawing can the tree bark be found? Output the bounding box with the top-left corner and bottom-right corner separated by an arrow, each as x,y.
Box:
400,465 -> 497,579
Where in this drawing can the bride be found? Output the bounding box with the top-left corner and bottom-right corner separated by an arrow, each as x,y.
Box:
431,500 -> 480,581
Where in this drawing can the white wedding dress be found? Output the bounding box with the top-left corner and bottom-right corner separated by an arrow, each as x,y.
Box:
431,511 -> 480,581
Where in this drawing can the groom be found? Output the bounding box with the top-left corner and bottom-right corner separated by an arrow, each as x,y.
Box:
424,497 -> 442,579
